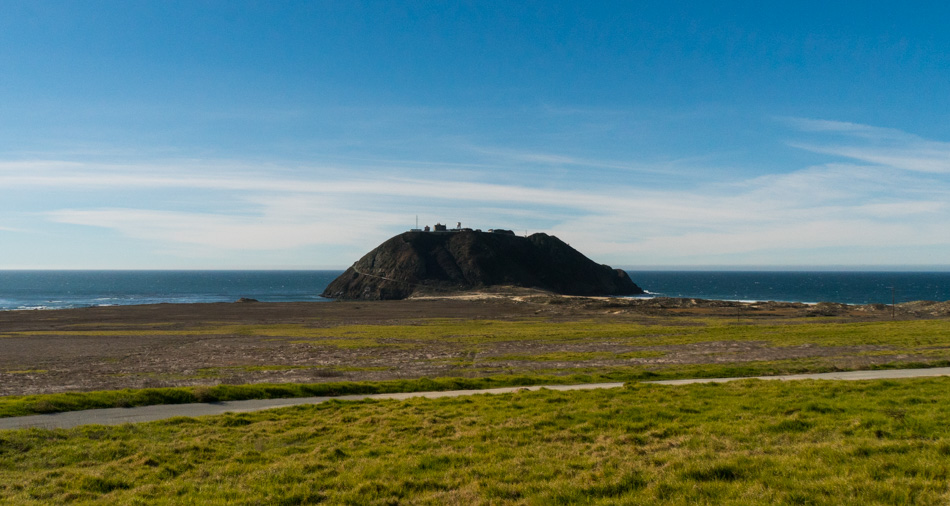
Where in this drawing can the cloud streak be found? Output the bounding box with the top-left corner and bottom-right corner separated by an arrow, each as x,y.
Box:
785,118 -> 950,174
6,119 -> 950,267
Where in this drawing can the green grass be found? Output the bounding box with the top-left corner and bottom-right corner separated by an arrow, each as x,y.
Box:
486,350 -> 667,362
0,374 -> 619,418
2,378 -> 949,504
298,318 -> 950,348
9,316 -> 949,366
4,356 -> 950,419
7,317 -> 950,349
4,314 -> 950,502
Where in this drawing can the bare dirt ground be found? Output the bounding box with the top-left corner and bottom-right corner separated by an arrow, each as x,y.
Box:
2,292 -> 949,396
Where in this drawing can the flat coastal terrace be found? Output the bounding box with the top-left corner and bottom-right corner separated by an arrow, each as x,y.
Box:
2,293 -> 950,397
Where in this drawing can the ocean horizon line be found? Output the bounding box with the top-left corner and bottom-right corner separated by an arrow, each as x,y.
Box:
2,266 -> 950,272
2,270 -> 949,310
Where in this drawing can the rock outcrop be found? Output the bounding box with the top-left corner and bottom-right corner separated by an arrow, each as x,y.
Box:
322,230 -> 644,300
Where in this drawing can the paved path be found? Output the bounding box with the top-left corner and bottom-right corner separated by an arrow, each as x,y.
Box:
0,383 -> 624,430
2,367 -> 949,430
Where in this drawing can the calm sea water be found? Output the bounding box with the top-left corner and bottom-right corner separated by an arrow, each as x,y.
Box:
1,270 -> 949,311
627,271 -> 950,305
0,271 -> 340,311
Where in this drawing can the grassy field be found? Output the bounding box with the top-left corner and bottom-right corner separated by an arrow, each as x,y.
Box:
9,317 -> 950,347
2,377 -> 949,504
3,316 -> 950,417
4,305 -> 950,503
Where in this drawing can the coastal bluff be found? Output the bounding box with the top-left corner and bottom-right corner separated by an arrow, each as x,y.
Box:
322,230 -> 644,300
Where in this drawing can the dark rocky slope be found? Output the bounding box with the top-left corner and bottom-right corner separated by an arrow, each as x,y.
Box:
322,230 -> 644,300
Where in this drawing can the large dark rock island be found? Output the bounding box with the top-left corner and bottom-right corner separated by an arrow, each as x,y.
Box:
322,229 -> 644,300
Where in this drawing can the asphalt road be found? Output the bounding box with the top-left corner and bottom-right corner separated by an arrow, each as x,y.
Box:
2,367 -> 949,430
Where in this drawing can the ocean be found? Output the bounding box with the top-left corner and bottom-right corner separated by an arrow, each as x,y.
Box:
1,270 -> 949,311
627,271 -> 950,305
0,271 -> 340,311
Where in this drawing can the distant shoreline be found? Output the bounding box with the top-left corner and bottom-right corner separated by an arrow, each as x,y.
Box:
3,295 -> 950,316
3,270 -> 950,310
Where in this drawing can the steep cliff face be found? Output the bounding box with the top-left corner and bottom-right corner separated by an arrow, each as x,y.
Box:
322,230 -> 644,300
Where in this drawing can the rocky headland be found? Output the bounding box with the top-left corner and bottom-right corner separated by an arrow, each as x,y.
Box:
322,230 -> 644,300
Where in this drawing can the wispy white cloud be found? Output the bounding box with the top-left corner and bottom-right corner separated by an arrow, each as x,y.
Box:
543,120 -> 950,264
784,118 -> 950,174
468,147 -> 658,173
782,118 -> 895,137
8,119 -> 950,267
48,207 -> 403,250
791,144 -> 950,174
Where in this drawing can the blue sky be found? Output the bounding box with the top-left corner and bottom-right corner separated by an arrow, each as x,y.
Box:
2,1 -> 950,269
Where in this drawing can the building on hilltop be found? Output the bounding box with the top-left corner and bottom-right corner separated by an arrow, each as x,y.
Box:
412,222 -> 494,233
